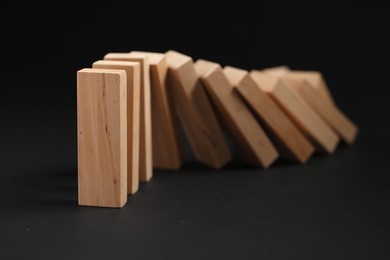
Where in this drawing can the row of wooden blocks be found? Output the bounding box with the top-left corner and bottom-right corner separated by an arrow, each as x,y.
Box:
77,50 -> 358,208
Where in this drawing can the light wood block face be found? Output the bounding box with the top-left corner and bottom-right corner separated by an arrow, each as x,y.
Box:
195,60 -> 278,168
165,51 -> 231,169
262,66 -> 290,77
250,71 -> 339,153
92,60 -> 140,194
104,53 -> 152,182
77,68 -> 127,208
282,70 -> 335,105
131,51 -> 183,170
224,67 -> 314,163
293,80 -> 358,144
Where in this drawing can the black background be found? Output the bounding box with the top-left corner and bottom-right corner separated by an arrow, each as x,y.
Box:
1,2 -> 390,259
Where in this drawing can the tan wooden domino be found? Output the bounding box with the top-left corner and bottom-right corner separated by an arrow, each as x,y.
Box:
77,68 -> 127,207
131,51 -> 183,170
195,59 -> 278,168
104,52 -> 153,182
92,60 -> 140,194
224,66 -> 315,163
165,51 -> 231,169
250,70 -> 340,154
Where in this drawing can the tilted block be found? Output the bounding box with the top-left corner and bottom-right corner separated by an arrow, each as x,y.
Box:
92,60 -> 140,194
224,66 -> 314,163
250,70 -> 339,154
165,51 -> 231,169
77,68 -> 127,207
195,59 -> 278,168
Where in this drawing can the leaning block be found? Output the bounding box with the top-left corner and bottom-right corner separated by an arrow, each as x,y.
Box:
131,51 -> 183,170
77,68 -> 127,208
250,71 -> 340,154
262,66 -> 290,77
195,59 -> 278,168
224,66 -> 314,163
165,50 -> 231,169
92,60 -> 140,194
290,80 -> 358,144
104,52 -> 152,182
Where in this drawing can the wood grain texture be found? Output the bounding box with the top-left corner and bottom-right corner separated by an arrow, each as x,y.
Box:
250,71 -> 339,154
166,51 -> 231,169
92,60 -> 140,194
131,51 -> 183,170
104,53 -> 153,182
195,60 -> 278,167
77,68 -> 127,208
291,80 -> 358,144
224,66 -> 314,163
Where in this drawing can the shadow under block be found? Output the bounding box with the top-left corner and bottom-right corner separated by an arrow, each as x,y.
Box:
195,60 -> 278,167
77,68 -> 127,208
224,66 -> 314,163
131,51 -> 183,170
292,80 -> 358,144
165,50 -> 231,168
92,60 -> 140,194
250,71 -> 339,154
104,53 -> 152,182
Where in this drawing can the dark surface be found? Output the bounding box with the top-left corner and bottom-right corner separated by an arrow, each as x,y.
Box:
1,2 -> 390,259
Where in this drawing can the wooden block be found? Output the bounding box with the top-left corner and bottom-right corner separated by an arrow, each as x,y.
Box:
195,60 -> 278,167
77,68 -> 127,208
92,60 -> 140,194
290,80 -> 358,144
224,66 -> 315,163
281,70 -> 335,105
262,66 -> 290,77
104,53 -> 152,182
165,50 -> 231,168
250,70 -> 340,154
131,51 -> 183,170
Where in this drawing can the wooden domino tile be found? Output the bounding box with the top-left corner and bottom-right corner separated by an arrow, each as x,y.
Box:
104,52 -> 153,182
224,66 -> 315,163
92,60 -> 140,194
165,51 -> 231,169
131,51 -> 183,170
288,80 -> 358,144
262,66 -> 290,77
77,68 -> 127,207
195,59 -> 278,168
250,70 -> 340,154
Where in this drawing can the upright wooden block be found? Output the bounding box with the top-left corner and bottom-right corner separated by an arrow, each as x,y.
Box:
195,60 -> 278,167
92,60 -> 140,194
77,68 -> 127,208
104,53 -> 152,182
224,66 -> 315,163
250,70 -> 340,154
131,51 -> 183,170
289,80 -> 358,144
165,50 -> 231,168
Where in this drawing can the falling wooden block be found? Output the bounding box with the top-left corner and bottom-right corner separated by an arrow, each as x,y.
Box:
165,50 -> 231,168
104,52 -> 152,182
250,70 -> 340,154
195,59 -> 278,167
131,51 -> 183,170
281,70 -> 335,105
262,66 -> 290,77
77,68 -> 127,208
224,66 -> 315,163
289,80 -> 358,144
92,60 -> 140,194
